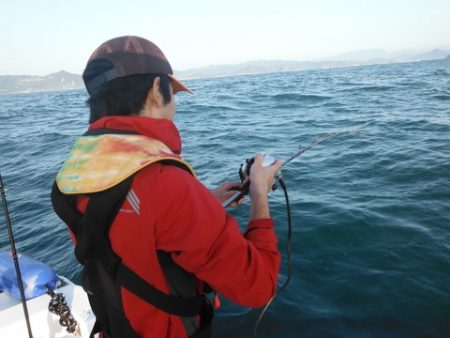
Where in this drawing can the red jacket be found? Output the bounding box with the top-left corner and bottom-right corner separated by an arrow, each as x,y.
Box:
74,116 -> 281,337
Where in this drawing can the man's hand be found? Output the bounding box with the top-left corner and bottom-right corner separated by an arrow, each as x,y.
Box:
248,154 -> 282,220
211,181 -> 244,207
249,154 -> 282,197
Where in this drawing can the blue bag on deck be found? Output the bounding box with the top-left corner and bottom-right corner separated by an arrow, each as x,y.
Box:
0,252 -> 57,300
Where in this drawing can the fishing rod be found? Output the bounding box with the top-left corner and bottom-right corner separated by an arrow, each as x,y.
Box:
0,174 -> 34,338
222,131 -> 349,208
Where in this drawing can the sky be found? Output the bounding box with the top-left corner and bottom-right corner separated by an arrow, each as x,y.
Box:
1,0 -> 449,76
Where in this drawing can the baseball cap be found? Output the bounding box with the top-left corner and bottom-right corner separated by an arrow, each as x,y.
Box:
82,36 -> 192,95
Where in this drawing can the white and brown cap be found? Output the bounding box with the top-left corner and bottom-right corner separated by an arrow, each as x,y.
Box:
82,36 -> 192,95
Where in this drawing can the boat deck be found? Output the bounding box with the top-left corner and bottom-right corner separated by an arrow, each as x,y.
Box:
0,276 -> 95,337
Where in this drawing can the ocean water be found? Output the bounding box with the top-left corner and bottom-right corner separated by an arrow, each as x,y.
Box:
1,58 -> 449,337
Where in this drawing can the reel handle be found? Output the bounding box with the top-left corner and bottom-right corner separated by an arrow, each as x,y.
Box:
223,153 -> 278,208
239,152 -> 276,180
239,153 -> 278,191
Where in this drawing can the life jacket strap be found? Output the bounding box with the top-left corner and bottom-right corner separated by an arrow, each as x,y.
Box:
115,261 -> 211,317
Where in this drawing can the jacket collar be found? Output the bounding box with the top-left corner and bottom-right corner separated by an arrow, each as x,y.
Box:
88,116 -> 182,154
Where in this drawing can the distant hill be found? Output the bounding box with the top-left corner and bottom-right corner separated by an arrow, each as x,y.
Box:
176,59 -> 355,79
320,48 -> 413,62
324,48 -> 450,63
1,48 -> 449,94
402,49 -> 450,62
176,48 -> 450,79
0,71 -> 83,94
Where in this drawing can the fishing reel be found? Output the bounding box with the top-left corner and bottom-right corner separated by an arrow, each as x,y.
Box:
238,152 -> 279,191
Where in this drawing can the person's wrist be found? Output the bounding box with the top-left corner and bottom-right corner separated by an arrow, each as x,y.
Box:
250,185 -> 268,198
249,192 -> 270,220
250,189 -> 269,206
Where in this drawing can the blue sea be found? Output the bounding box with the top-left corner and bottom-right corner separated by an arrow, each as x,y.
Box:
1,59 -> 449,337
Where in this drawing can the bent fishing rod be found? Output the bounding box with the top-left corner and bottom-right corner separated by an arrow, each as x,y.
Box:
223,131 -> 348,208
0,174 -> 34,338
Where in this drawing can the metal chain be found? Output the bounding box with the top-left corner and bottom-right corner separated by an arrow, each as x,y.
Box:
48,290 -> 81,337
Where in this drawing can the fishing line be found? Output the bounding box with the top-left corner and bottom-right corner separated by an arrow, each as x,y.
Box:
252,175 -> 293,336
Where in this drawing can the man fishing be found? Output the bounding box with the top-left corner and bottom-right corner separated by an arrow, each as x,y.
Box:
51,35 -> 282,338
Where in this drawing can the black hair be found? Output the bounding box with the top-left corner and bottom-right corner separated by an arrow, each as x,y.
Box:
86,73 -> 172,124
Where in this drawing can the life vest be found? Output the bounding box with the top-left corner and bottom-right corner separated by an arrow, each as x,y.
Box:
52,129 -> 213,338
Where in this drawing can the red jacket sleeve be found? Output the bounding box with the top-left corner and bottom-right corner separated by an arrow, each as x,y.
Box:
152,165 -> 281,307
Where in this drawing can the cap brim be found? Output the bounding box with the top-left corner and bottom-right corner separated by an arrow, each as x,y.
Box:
168,74 -> 193,94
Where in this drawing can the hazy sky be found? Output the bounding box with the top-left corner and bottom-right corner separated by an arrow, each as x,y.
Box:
1,0 -> 449,75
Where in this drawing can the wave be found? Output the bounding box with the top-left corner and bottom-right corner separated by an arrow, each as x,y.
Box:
432,69 -> 450,76
272,93 -> 332,102
336,84 -> 395,93
431,94 -> 450,101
